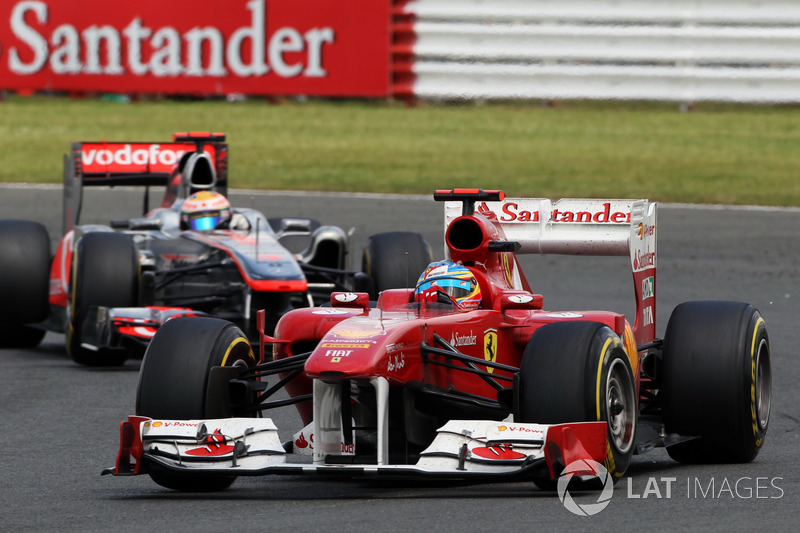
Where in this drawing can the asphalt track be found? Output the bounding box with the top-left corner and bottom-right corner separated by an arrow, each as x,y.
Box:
1,185 -> 799,532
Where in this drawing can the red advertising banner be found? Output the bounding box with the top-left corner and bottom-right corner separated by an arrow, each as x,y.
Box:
0,0 -> 390,97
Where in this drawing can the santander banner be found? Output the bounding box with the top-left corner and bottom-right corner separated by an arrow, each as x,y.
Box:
0,0 -> 390,97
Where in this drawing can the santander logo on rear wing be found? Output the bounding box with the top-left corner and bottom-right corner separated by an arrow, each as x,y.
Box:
443,194 -> 658,345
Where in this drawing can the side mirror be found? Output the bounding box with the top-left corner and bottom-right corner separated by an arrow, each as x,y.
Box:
499,293 -> 543,312
330,292 -> 371,311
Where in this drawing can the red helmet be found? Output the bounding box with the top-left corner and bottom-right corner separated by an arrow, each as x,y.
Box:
414,260 -> 481,310
180,191 -> 232,230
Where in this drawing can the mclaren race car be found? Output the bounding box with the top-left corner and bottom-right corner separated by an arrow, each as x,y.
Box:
105,189 -> 771,491
0,133 -> 432,366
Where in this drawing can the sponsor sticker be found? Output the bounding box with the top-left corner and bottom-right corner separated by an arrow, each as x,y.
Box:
642,306 -> 654,327
333,329 -> 385,338
386,342 -> 404,353
426,264 -> 449,278
477,200 -> 631,224
387,353 -> 405,372
324,350 -> 353,358
642,276 -> 655,300
484,328 -> 498,373
492,424 -> 545,441
150,421 -> 197,428
637,222 -> 656,240
450,330 -> 477,347
633,247 -> 656,270
320,342 -> 370,349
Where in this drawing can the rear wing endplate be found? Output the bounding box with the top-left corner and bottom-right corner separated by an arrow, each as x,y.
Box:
442,193 -> 657,345
62,132 -> 228,234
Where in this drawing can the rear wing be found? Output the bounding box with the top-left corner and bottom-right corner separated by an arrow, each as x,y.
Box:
439,190 -> 657,345
62,132 -> 228,234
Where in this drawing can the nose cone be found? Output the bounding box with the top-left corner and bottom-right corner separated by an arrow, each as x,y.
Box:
303,316 -> 417,381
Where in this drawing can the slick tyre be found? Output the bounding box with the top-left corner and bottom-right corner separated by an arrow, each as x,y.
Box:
67,232 -> 138,366
515,321 -> 637,490
0,220 -> 50,348
136,317 -> 257,492
661,301 -> 771,464
362,232 -> 433,296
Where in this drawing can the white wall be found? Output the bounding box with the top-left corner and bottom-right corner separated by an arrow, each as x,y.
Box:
396,0 -> 800,102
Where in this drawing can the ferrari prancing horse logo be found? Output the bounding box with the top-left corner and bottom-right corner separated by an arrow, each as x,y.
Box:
484,328 -> 498,373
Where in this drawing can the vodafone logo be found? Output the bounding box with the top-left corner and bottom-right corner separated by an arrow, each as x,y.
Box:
77,142 -> 215,173
83,144 -> 187,169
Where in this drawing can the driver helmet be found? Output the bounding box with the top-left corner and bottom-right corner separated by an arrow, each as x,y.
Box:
414,260 -> 481,310
180,191 -> 232,230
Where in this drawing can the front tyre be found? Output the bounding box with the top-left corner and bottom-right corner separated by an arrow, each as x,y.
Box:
67,232 -> 138,366
515,321 -> 637,489
136,317 -> 257,491
661,301 -> 771,463
0,220 -> 50,348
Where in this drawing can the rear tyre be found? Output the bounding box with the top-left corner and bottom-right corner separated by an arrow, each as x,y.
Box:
0,220 -> 50,348
515,321 -> 637,490
67,232 -> 138,366
661,301 -> 771,463
136,317 -> 257,491
362,232 -> 433,296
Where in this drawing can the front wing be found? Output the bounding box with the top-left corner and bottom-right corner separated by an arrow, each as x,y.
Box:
105,416 -> 608,483
80,306 -> 206,352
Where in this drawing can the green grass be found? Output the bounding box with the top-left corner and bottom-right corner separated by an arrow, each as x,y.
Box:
1,94 -> 799,206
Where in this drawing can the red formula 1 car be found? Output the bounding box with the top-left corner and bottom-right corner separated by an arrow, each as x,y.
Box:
0,133 -> 432,366
106,189 -> 771,491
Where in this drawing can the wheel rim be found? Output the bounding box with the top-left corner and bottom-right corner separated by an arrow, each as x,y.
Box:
606,358 -> 635,454
755,338 -> 771,430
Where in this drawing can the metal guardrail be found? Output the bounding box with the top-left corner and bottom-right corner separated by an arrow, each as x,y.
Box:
397,0 -> 800,25
392,0 -> 800,103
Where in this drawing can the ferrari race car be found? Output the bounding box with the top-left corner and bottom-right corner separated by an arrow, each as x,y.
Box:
105,189 -> 771,491
0,133 -> 432,366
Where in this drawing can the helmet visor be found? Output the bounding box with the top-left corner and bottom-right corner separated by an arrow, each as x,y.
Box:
416,278 -> 474,300
187,214 -> 221,231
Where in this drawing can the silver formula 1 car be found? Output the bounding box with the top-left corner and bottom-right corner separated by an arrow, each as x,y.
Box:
0,133 -> 432,365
